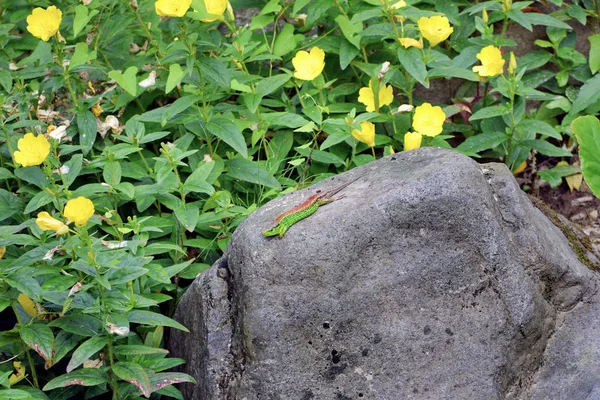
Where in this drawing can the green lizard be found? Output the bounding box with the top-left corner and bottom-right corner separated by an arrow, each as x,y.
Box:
262,177 -> 358,238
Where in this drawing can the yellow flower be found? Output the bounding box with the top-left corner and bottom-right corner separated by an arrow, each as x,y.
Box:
9,361 -> 27,386
390,0 -> 406,8
358,83 -> 394,112
36,212 -> 70,235
508,51 -> 517,75
198,0 -> 228,22
412,103 -> 446,137
472,45 -> 505,77
155,0 -> 192,17
64,196 -> 95,227
351,121 -> 376,147
398,37 -> 423,49
418,16 -> 453,47
26,6 -> 62,42
13,133 -> 50,167
91,104 -> 103,117
404,131 -> 422,151
18,294 -> 38,317
0,246 -> 5,260
292,47 -> 325,81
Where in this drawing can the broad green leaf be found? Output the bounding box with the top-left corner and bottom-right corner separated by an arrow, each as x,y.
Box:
455,132 -> 508,155
537,164 -> 581,188
113,345 -> 169,356
516,120 -> 561,140
62,154 -> 83,188
0,69 -> 13,93
77,110 -> 97,155
295,146 -> 345,166
108,66 -> 138,96
335,15 -> 362,49
69,42 -> 96,70
0,189 -> 23,222
566,74 -> 600,123
224,159 -> 281,189
292,0 -> 311,15
572,116 -> 600,198
339,38 -> 360,70
507,9 -> 532,31
24,190 -> 54,214
469,106 -> 508,121
103,160 -> 122,186
262,112 -> 309,128
166,64 -> 186,94
518,139 -> 571,157
427,67 -> 479,82
207,118 -> 248,158
397,47 -> 428,88
67,336 -> 109,372
150,372 -> 196,391
589,34 -> 600,75
49,314 -> 103,337
128,310 -> 189,332
197,57 -> 230,88
255,75 -> 291,96
72,5 -> 99,38
43,368 -> 107,391
14,166 -> 49,189
525,13 -> 572,29
21,324 -> 55,368
112,362 -> 152,398
0,389 -> 31,399
273,24 -> 297,56
174,204 -> 200,232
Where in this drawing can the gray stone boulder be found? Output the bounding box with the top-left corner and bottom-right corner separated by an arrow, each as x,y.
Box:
169,148 -> 600,399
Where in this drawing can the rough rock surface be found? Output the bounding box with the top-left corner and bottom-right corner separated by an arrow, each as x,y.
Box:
169,148 -> 600,399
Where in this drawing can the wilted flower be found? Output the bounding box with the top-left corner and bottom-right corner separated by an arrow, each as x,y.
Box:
292,47 -> 325,81
13,133 -> 50,167
412,103 -> 445,137
91,104 -> 103,117
398,37 -> 423,49
404,131 -> 422,151
36,212 -> 70,235
418,15 -> 453,47
138,70 -> 157,88
64,196 -> 95,227
351,121 -> 376,147
26,6 -> 62,41
473,45 -> 505,77
155,0 -> 191,17
8,361 -> 27,385
358,83 -> 394,112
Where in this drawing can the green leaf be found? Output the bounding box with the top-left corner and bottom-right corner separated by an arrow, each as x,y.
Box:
525,13 -> 572,29
566,74 -> 600,123
516,120 -> 561,140
166,64 -> 186,94
273,24 -> 297,56
150,372 -> 196,391
255,75 -> 291,96
174,203 -> 199,232
67,336 -> 109,372
0,189 -> 23,222
295,146 -> 345,166
427,67 -> 479,82
224,159 -> 281,189
112,362 -> 152,397
49,314 -> 103,337
397,47 -> 428,88
108,66 -> 139,96
518,139 -> 571,157
572,116 -> 600,198
339,38 -> 360,70
20,324 -> 55,368
262,112 -> 309,128
69,42 -> 96,70
113,345 -> 169,356
24,190 -> 54,215
43,368 -> 107,391
72,5 -> 99,38
128,310 -> 189,332
0,69 -> 13,93
335,15 -> 362,49
197,57 -> 230,88
77,110 -> 97,155
589,34 -> 600,75
469,106 -> 508,121
62,154 -> 83,188
103,160 -> 122,186
184,163 -> 216,195
455,132 -> 508,155
507,9 -> 532,31
537,164 -> 581,188
15,166 -> 49,189
206,118 -> 248,158
0,389 -> 32,399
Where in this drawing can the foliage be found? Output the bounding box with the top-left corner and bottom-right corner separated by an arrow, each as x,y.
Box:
1,0 -> 599,397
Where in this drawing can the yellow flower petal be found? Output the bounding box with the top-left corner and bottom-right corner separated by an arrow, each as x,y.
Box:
13,133 -> 50,167
198,0 -> 228,22
351,121 -> 376,147
472,45 -> 505,77
404,131 -> 422,151
357,83 -> 394,112
0,246 -> 5,260
418,15 -> 453,47
64,196 -> 95,227
36,211 -> 69,234
18,294 -> 38,317
155,0 -> 192,17
412,103 -> 446,137
292,47 -> 325,81
26,6 -> 62,42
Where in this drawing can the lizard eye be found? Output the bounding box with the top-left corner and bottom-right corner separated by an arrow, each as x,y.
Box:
316,190 -> 322,193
